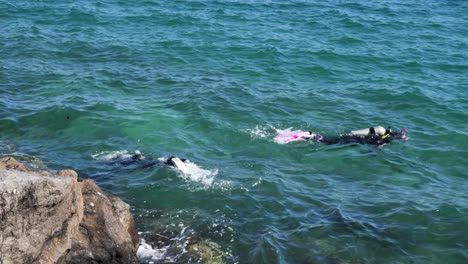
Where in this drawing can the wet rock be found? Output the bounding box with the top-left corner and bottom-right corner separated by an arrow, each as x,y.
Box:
0,157 -> 139,264
58,169 -> 78,178
186,239 -> 224,264
0,156 -> 28,171
139,231 -> 225,264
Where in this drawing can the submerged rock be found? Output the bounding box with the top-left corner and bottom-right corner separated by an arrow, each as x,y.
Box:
138,230 -> 226,264
186,239 -> 224,264
0,157 -> 139,264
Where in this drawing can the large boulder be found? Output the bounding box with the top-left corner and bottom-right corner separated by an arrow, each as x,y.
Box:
0,157 -> 139,264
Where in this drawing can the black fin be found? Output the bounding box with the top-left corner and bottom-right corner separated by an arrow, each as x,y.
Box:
165,156 -> 177,167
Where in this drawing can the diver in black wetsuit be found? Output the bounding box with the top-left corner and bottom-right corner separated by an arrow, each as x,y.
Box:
109,153 -> 187,169
273,126 -> 408,145
320,126 -> 407,146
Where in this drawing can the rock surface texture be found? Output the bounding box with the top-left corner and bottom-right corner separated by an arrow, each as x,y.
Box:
0,157 -> 139,264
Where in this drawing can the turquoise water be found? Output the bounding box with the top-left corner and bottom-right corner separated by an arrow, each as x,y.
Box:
1,0 -> 467,263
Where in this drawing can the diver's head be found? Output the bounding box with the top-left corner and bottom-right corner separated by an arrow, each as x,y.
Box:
385,126 -> 392,135
132,152 -> 144,161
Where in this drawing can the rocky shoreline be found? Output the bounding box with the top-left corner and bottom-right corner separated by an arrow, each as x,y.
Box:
0,157 -> 139,264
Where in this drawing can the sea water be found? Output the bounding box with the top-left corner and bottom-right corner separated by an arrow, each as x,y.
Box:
1,0 -> 467,263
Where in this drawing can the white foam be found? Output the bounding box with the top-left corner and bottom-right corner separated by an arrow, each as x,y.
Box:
91,150 -> 141,161
137,239 -> 168,262
243,125 -> 272,139
252,177 -> 262,187
212,180 -> 234,191
169,157 -> 218,186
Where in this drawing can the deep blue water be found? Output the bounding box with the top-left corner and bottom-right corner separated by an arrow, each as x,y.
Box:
1,0 -> 467,263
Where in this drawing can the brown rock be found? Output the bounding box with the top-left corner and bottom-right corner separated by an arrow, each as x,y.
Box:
0,156 -> 29,171
57,180 -> 139,264
58,169 -> 78,179
0,157 -> 139,264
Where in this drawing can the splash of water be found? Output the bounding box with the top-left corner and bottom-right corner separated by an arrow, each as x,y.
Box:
91,150 -> 141,161
137,239 -> 169,263
167,157 -> 218,186
242,125 -> 273,139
